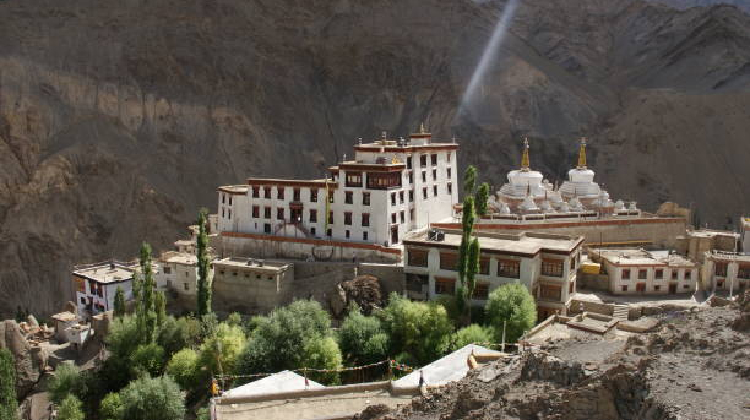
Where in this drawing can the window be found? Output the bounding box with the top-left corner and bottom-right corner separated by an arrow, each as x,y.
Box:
252,186 -> 260,198
264,186 -> 271,198
310,227 -> 316,236
345,191 -> 354,204
422,187 -> 428,199
399,191 -> 404,203
440,252 -> 458,270
409,190 -> 414,202
539,285 -> 561,301
431,154 -> 437,166
326,228 -> 332,237
433,185 -> 438,197
228,196 -> 232,206
363,192 -> 371,206
293,188 -> 301,202
344,212 -> 353,225
684,270 -> 691,280
81,297 -> 86,304
346,230 -> 350,239
362,213 -> 370,227
407,157 -> 412,169
164,267 -> 171,274
498,260 -> 520,278
622,269 -> 631,280
638,269 -> 647,280
400,211 -> 405,223
474,283 -> 490,300
233,271 -> 238,277
391,192 -> 396,206
264,223 -> 271,234
435,277 -> 455,295
422,171 -> 426,182
739,266 -> 750,279
479,258 -> 490,275
653,285 -> 660,291
420,154 -> 427,167
222,194 -> 225,204
391,213 -> 397,224
715,262 -> 728,276
277,208 -> 284,220
184,283 -> 190,291
408,172 -> 414,184
252,206 -> 260,218
245,273 -> 250,278
327,190 -> 334,203
684,284 -> 691,289
310,189 -> 318,202
256,274 -> 261,279
622,285 -> 628,291
409,209 -> 414,221
327,211 -> 334,225
447,168 -> 452,179
277,187 -> 285,199
228,209 -> 232,219
346,172 -> 363,187
363,231 -> 368,241
541,259 -> 563,277
221,208 -> 224,218
447,152 -> 451,163
655,269 -> 664,279
309,209 -> 317,223
671,270 -> 679,280
432,169 -> 437,180
408,249 -> 428,267
264,207 -> 271,219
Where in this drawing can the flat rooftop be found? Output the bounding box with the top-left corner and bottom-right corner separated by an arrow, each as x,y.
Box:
705,250 -> 750,262
594,249 -> 696,267
404,231 -> 582,256
160,251 -> 198,265
687,229 -> 739,238
218,185 -> 249,194
73,262 -> 135,284
213,257 -> 291,270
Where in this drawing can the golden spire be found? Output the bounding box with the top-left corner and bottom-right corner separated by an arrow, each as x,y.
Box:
577,137 -> 587,169
419,122 -> 426,134
521,137 -> 530,170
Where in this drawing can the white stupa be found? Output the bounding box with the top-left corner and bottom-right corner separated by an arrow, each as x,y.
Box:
559,138 -> 602,199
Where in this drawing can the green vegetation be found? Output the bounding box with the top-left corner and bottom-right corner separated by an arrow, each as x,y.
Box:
338,305 -> 389,365
99,393 -> 122,420
485,283 -> 537,343
135,242 -> 158,344
0,349 -> 18,420
475,182 -> 490,216
166,348 -> 200,391
58,395 -> 84,420
113,287 -> 126,318
115,375 -> 184,420
49,362 -> 87,405
196,209 -> 212,318
451,324 -> 494,351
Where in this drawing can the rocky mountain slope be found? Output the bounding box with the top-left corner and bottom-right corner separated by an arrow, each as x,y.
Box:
0,0 -> 749,317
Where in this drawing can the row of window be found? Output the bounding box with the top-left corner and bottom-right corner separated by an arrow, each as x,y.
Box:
620,283 -> 692,292
408,250 -> 558,279
620,268 -> 693,281
434,277 -> 489,299
408,152 -> 451,170
714,262 -> 750,279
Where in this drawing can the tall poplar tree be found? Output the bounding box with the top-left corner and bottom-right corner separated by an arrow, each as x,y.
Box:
113,287 -> 126,318
137,242 -> 157,343
475,182 -> 490,216
155,291 -> 166,327
196,209 -> 212,319
0,348 -> 19,420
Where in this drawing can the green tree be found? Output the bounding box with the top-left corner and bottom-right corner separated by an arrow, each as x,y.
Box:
237,300 -> 341,383
302,336 -> 343,384
465,237 -> 480,311
338,305 -> 389,365
157,316 -> 201,359
137,242 -> 157,344
451,324 -> 494,351
49,362 -> 87,405
113,287 -> 126,318
118,375 -> 185,420
155,291 -> 166,327
99,392 -> 122,420
463,164 -> 477,195
458,196 -> 476,283
226,312 -> 242,327
196,209 -> 212,318
57,395 -> 84,420
475,182 -> 490,216
379,293 -> 453,365
485,284 -> 537,344
166,349 -> 200,391
198,323 -> 246,380
0,349 -> 18,420
130,343 -> 165,377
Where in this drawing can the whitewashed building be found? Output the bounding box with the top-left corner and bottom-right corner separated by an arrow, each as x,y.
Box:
741,218 -> 750,253
589,249 -> 698,295
702,251 -> 750,295
403,230 -> 583,319
72,262 -> 136,319
216,126 -> 458,250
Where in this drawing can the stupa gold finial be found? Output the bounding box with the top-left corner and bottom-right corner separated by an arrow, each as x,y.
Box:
419,122 -> 427,134
521,137 -> 530,170
577,137 -> 587,169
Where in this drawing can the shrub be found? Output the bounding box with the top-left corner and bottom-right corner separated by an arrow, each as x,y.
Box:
118,375 -> 184,420
0,349 -> 18,420
338,306 -> 389,365
198,323 -> 246,379
166,348 -> 200,391
99,392 -> 122,420
485,284 -> 537,343
130,343 -> 165,377
451,324 -> 495,351
58,395 -> 84,420
49,362 -> 87,404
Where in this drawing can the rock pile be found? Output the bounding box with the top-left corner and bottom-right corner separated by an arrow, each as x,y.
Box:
330,275 -> 383,318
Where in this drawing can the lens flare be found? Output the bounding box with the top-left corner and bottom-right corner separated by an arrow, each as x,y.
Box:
458,0 -> 521,118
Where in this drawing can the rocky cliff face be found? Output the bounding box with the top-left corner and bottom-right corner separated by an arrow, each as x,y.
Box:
0,0 -> 749,317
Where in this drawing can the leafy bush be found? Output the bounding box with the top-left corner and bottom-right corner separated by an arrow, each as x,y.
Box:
49,362 -> 87,404
166,348 -> 200,391
237,300 -> 342,383
117,375 -> 184,420
0,348 -> 18,420
157,316 -> 201,358
379,293 -> 454,365
451,324 -> 495,351
58,395 -> 84,420
485,284 -> 537,343
130,343 -> 165,377
198,322 -> 246,377
99,392 -> 122,420
338,306 -> 389,365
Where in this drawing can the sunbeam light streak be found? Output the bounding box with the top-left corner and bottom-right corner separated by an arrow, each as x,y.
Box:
458,0 -> 521,117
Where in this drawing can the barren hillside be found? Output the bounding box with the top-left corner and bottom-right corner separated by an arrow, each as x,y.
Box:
0,0 -> 749,317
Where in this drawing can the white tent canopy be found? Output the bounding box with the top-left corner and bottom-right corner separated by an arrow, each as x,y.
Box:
224,370 -> 324,397
392,344 -> 500,390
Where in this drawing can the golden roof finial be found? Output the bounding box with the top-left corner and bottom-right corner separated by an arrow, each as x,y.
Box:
419,122 -> 426,134
577,137 -> 587,169
521,137 -> 530,170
